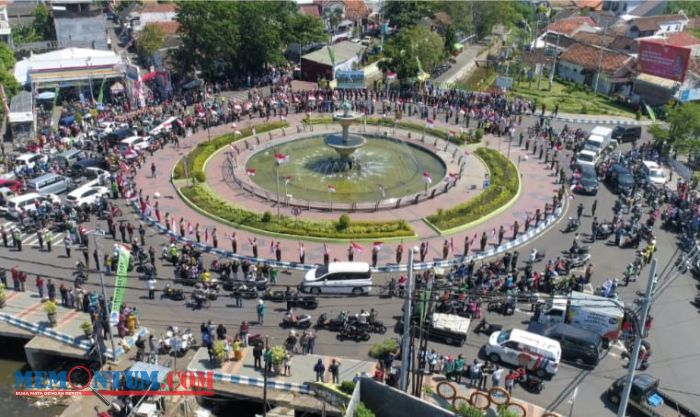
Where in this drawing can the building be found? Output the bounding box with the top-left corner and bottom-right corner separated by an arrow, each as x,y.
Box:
0,5 -> 12,49
8,91 -> 34,145
573,30 -> 636,53
622,13 -> 689,38
557,42 -> 635,94
300,40 -> 364,82
122,2 -> 177,32
574,0 -> 603,11
602,0 -> 667,17
546,16 -> 598,37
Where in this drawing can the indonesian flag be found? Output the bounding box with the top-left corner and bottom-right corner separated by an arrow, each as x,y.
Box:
449,130 -> 456,138
269,240 -> 275,255
119,161 -> 129,173
274,153 -> 289,164
324,243 -> 329,255
446,173 -> 458,183
204,228 -> 209,243
425,119 -> 434,129
187,223 -> 193,235
327,185 -> 336,193
246,168 -> 256,176
284,176 -> 292,184
373,241 -> 383,251
387,71 -> 397,79
143,203 -> 152,218
171,218 -> 177,231
460,108 -> 466,115
422,172 -> 432,184
351,241 -> 364,253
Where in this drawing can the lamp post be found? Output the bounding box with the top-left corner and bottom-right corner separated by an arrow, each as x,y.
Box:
89,227 -> 117,362
86,57 -> 94,103
399,247 -> 417,391
275,161 -> 281,218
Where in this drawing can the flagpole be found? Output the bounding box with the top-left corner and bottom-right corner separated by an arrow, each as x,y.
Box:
275,161 -> 281,218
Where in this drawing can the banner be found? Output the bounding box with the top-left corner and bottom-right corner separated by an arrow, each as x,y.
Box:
638,40 -> 690,82
335,70 -> 365,89
109,247 -> 131,325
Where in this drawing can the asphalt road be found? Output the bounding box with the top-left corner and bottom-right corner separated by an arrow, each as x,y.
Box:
3,117 -> 699,417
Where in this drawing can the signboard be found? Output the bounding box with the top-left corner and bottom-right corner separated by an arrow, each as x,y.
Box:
335,70 -> 365,89
496,76 -> 513,89
109,247 -> 131,325
126,63 -> 140,81
638,40 -> 690,82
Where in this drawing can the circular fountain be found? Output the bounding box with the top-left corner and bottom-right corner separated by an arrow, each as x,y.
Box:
323,101 -> 367,165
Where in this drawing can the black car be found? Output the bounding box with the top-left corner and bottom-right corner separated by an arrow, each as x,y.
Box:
576,166 -> 599,195
70,159 -> 110,178
612,126 -> 641,143
606,164 -> 635,194
529,323 -> 604,367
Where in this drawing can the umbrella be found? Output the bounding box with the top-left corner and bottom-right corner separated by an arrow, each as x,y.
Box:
36,91 -> 56,100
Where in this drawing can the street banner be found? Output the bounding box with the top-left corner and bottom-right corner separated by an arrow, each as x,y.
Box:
109,247 -> 131,325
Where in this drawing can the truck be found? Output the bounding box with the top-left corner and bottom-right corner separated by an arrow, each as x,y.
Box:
607,374 -> 700,417
396,313 -> 470,347
584,126 -> 615,156
535,291 -> 624,344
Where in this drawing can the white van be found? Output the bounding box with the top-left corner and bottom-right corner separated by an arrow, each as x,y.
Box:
300,262 -> 372,295
7,192 -> 60,219
15,153 -> 47,170
576,149 -> 598,167
484,328 -> 562,377
120,136 -> 151,153
640,161 -> 667,185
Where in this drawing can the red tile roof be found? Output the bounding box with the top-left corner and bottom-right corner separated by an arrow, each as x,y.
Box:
139,1 -> 177,14
547,16 -> 597,36
574,0 -> 603,11
630,14 -> 686,33
642,31 -> 700,47
299,4 -> 321,17
560,43 -> 633,73
344,0 -> 370,21
146,21 -> 179,36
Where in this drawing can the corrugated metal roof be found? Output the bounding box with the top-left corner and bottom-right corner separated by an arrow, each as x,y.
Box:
302,41 -> 365,66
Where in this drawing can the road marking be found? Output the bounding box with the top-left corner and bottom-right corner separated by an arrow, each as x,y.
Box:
16,302 -> 44,319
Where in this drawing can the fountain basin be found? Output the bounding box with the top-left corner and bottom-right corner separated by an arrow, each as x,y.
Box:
324,133 -> 367,159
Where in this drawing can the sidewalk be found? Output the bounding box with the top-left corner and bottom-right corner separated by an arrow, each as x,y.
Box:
135,111 -> 564,269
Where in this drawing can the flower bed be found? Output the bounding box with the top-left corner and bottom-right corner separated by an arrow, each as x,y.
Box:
426,148 -> 519,231
173,121 -> 289,181
180,185 -> 414,239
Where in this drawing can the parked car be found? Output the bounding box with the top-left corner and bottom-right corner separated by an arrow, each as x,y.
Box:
64,186 -> 110,207
606,164 -> 635,195
576,165 -> 599,195
0,179 -> 22,193
612,126 -> 641,143
70,159 -> 110,178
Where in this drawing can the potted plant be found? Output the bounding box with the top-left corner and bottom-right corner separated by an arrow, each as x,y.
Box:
80,320 -> 93,336
212,340 -> 227,367
270,346 -> 286,374
44,301 -> 57,327
0,283 -> 6,308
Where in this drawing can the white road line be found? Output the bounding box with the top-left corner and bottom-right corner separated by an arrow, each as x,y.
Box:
23,237 -> 38,245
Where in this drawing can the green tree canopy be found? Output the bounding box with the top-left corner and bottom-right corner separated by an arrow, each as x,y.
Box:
383,25 -> 445,81
649,103 -> 700,153
137,23 -> 165,57
0,42 -> 15,69
284,14 -> 327,46
32,3 -> 55,40
666,1 -> 700,17
443,25 -> 457,52
382,1 -> 436,29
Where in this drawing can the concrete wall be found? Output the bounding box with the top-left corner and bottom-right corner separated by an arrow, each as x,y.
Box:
557,61 -> 586,85
353,378 -> 454,417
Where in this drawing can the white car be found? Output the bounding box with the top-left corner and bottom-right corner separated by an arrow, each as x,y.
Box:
7,192 -> 61,219
120,136 -> 151,153
15,153 -> 48,171
575,150 -> 599,167
64,186 -> 109,207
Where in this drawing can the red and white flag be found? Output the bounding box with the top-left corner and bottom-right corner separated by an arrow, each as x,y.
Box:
142,203 -> 152,218
204,228 -> 209,243
323,243 -> 330,255
119,161 -> 129,173
351,241 -> 364,253
327,185 -> 336,193
425,119 -> 434,129
422,172 -> 432,184
246,168 -> 256,176
387,71 -> 397,80
284,176 -> 293,184
460,107 -> 466,115
187,223 -> 193,235
269,240 -> 275,255
274,153 -> 289,164
450,237 -> 455,254
373,241 -> 383,251
449,130 -> 456,137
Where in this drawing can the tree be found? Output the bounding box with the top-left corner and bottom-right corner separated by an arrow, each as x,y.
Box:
666,1 -> 700,17
383,25 -> 445,81
650,103 -> 700,153
284,14 -> 327,46
382,1 -> 436,29
137,23 -> 165,58
0,42 -> 15,69
32,3 -> 55,40
12,26 -> 41,46
443,25 -> 457,53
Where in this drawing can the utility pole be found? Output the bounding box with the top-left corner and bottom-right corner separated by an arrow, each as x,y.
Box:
593,25 -> 609,94
616,259 -> 657,417
548,32 -> 560,90
262,336 -> 269,417
399,248 -> 416,392
92,228 -> 117,362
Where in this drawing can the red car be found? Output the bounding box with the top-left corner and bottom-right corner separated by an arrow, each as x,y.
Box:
0,179 -> 22,192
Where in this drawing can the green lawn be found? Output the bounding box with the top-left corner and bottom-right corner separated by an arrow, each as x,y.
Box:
509,79 -> 637,118
454,66 -> 498,91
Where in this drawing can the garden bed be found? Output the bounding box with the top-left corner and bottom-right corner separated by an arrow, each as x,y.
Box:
425,147 -> 519,231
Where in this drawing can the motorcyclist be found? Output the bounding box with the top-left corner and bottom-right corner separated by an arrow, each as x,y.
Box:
571,233 -> 580,251
368,308 -> 378,324
288,308 -> 298,324
357,309 -> 369,325
388,277 -> 397,295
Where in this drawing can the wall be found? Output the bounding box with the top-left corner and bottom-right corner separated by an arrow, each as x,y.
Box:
354,378 -> 454,417
557,61 -> 586,85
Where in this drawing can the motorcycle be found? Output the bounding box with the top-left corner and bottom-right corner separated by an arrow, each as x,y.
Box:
566,244 -> 590,255
73,261 -> 88,284
280,311 -> 312,329
595,221 -> 614,239
262,289 -> 318,310
623,258 -> 642,285
336,323 -> 371,342
230,282 -> 258,299
472,318 -> 503,336
621,340 -> 651,370
316,312 -> 348,332
487,299 -> 515,316
161,284 -> 185,301
515,367 -> 544,393
564,217 -> 580,233
158,326 -> 197,357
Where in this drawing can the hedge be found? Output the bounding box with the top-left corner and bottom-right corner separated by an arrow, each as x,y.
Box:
303,116 -> 480,145
173,121 -> 289,181
425,148 -> 519,231
181,185 -> 415,239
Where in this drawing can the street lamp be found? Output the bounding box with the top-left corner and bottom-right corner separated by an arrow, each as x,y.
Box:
89,227 -> 117,362
86,57 -> 94,103
399,246 -> 419,392
274,161 -> 281,218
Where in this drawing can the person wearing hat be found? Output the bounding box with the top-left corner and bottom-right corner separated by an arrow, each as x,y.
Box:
256,299 -> 266,324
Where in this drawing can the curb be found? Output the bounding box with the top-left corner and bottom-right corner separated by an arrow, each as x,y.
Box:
206,369 -> 310,395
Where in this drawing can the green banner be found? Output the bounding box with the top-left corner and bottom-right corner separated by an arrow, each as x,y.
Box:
645,104 -> 656,124
109,247 -> 130,325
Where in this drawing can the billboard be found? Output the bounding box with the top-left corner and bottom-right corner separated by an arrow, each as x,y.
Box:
638,40 -> 690,82
335,70 -> 365,89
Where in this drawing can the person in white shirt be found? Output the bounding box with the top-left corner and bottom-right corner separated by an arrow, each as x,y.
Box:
492,366 -> 503,387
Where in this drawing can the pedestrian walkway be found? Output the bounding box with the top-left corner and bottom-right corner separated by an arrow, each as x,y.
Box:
0,289 -> 147,361
187,346 -> 375,394
135,110 -> 566,270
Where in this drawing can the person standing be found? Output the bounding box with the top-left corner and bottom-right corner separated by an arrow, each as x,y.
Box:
505,370 -> 517,394
396,241 -> 404,264
231,232 -> 237,253
512,220 -> 519,240
212,228 -> 218,249
298,243 -> 305,264
347,244 -> 354,261
256,299 -> 266,324
240,321 -> 249,347
36,229 -> 44,250
328,359 -> 341,384
492,366 -> 503,387
35,275 -> 45,299
463,236 -> 470,258
314,358 -> 325,382
264,347 -> 273,376
577,203 -> 584,220
591,199 -> 597,217
64,234 -> 72,257
150,162 -> 156,178
419,241 -> 427,262
252,238 -> 258,258
480,232 -> 488,252
253,343 -> 263,370
147,277 -> 156,299
371,245 -> 378,267
275,242 -> 282,262
442,240 -> 449,259
497,225 -> 505,247
469,359 -> 481,387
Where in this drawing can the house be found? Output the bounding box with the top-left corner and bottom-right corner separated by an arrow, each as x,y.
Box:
637,31 -> 700,57
546,16 -> 598,37
574,0 -> 603,11
573,31 -> 636,53
0,5 -> 12,49
588,10 -> 620,28
602,0 -> 667,17
557,42 -> 635,94
299,3 -> 322,17
300,40 -> 364,82
521,48 -> 557,76
123,2 -> 177,32
623,13 -> 688,38
53,4 -> 109,50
